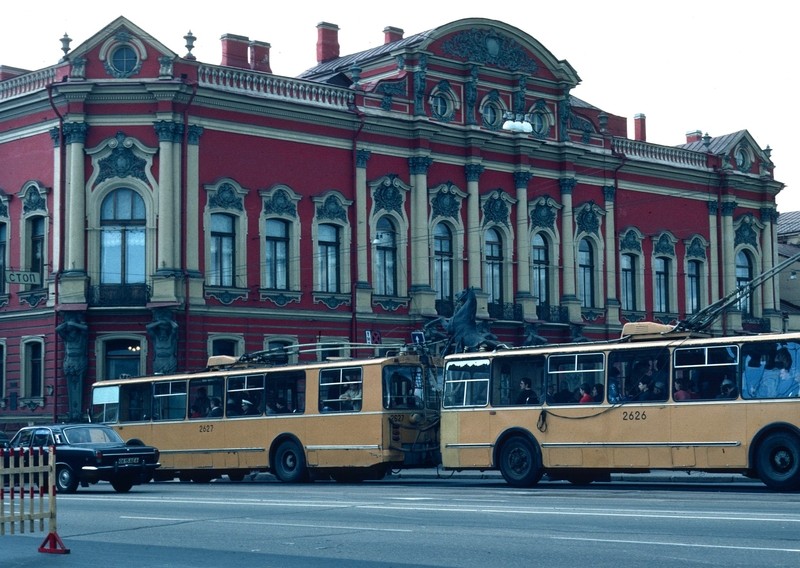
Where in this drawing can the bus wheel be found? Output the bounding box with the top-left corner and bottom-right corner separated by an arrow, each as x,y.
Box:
274,441 -> 308,483
756,432 -> 800,491
498,437 -> 541,488
56,466 -> 79,494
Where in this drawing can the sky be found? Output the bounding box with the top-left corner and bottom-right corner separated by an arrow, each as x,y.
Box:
3,1 -> 797,212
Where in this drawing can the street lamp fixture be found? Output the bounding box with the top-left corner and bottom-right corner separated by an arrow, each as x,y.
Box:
501,111 -> 533,133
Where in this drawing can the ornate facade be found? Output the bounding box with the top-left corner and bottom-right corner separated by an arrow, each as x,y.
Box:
0,17 -> 784,427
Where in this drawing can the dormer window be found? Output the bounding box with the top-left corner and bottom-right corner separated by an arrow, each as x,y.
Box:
100,31 -> 146,78
111,45 -> 138,76
734,146 -> 751,172
428,80 -> 458,123
481,101 -> 504,130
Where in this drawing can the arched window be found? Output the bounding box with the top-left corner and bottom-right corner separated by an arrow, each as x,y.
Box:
100,189 -> 146,285
434,223 -> 453,308
209,213 -> 235,287
578,239 -> 595,308
620,253 -> 637,311
317,223 -> 340,293
532,233 -> 549,306
265,219 -> 289,290
374,216 -> 397,296
736,250 -> 753,316
485,228 -> 503,307
654,257 -> 671,313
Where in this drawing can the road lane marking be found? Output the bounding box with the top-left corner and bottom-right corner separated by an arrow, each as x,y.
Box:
215,519 -> 411,532
553,536 -> 800,554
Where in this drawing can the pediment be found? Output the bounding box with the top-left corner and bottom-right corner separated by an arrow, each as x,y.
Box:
64,16 -> 177,80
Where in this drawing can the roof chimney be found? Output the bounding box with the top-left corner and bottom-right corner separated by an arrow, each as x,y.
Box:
685,130 -> 703,144
249,41 -> 272,73
220,34 -> 250,69
383,26 -> 404,44
316,22 -> 340,63
634,113 -> 646,142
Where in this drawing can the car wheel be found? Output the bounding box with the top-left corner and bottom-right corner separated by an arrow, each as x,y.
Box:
273,440 -> 308,483
111,478 -> 134,493
56,465 -> 79,493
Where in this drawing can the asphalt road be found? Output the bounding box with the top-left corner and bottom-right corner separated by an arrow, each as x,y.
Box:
3,472 -> 799,567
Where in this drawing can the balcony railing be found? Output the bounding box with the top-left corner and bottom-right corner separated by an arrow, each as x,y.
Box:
197,64 -> 354,110
536,303 -> 569,324
89,284 -> 150,307
488,302 -> 523,321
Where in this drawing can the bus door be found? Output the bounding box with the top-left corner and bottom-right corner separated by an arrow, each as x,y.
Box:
669,344 -> 747,469
441,359 -> 492,468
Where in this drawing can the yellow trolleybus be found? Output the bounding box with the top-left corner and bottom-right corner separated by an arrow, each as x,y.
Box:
91,345 -> 440,482
441,323 -> 800,491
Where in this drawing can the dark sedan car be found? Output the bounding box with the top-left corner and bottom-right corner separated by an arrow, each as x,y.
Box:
6,424 -> 160,493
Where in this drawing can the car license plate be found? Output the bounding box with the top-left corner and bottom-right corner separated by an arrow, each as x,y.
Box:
117,457 -> 141,465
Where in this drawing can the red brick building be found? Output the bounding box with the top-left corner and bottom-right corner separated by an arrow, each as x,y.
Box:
0,17 -> 784,429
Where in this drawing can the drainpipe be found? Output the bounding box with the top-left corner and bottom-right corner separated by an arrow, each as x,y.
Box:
47,82 -> 66,421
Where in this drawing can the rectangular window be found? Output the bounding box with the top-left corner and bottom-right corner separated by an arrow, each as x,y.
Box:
0,223 -> 6,293
384,365 -> 426,409
265,219 -> 289,290
152,380 -> 187,420
227,374 -> 265,417
118,383 -> 153,421
210,214 -> 235,287
317,224 -> 340,293
319,367 -> 363,412
621,254 -> 636,311
546,352 -> 604,404
189,377 -> 225,419
30,217 -> 45,289
24,342 -> 44,398
654,257 -> 670,312
674,344 -> 739,401
265,371 -> 305,414
687,261 -> 701,314
0,343 -> 5,399
443,359 -> 490,407
92,385 -> 120,423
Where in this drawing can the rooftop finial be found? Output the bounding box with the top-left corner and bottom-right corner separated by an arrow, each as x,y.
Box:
184,31 -> 197,60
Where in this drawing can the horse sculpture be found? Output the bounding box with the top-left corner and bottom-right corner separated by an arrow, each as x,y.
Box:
424,288 -> 499,355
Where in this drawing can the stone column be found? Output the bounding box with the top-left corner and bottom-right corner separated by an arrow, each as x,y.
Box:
559,178 -> 580,321
721,201 -> 740,332
355,150 -> 372,313
58,122 -> 89,304
154,121 -> 178,273
513,171 -> 535,320
185,125 -> 205,304
707,200 -> 720,307
63,122 -> 88,274
465,164 -> 484,289
760,207 -> 777,314
409,156 -> 435,316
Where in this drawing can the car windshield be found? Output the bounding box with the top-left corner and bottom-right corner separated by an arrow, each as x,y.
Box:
63,426 -> 124,445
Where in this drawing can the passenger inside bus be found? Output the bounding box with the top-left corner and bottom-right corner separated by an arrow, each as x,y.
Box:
514,378 -> 539,405
241,399 -> 260,415
190,387 -> 211,418
340,383 -> 362,411
208,397 -> 223,417
717,379 -> 739,399
266,398 -> 290,414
